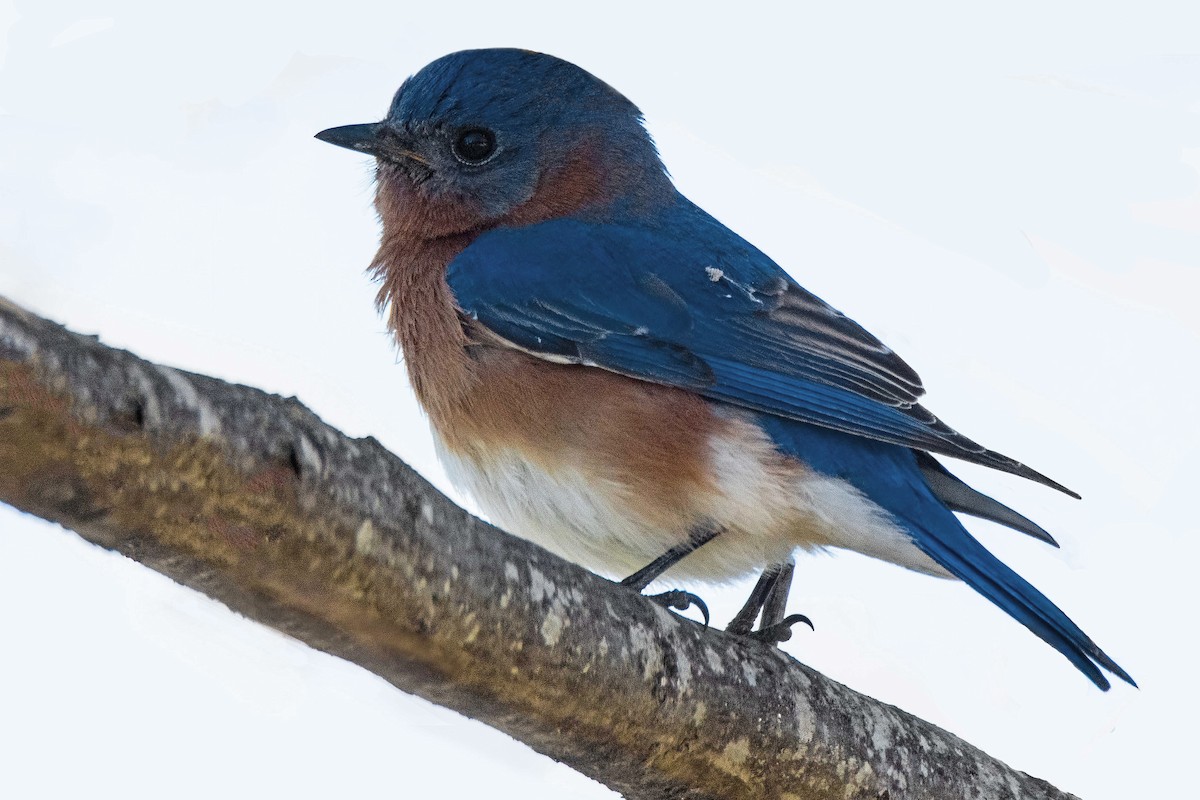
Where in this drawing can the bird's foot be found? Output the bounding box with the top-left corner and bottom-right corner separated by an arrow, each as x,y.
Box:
645,589 -> 710,627
619,526 -> 719,626
748,613 -> 813,643
725,606 -> 759,637
726,561 -> 812,645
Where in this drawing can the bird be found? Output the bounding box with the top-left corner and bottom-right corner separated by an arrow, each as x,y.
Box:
316,48 -> 1134,690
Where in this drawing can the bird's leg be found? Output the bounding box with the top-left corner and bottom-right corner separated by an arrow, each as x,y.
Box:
751,559 -> 812,644
620,526 -> 720,626
620,526 -> 720,591
726,560 -> 813,644
725,566 -> 781,636
760,559 -> 795,629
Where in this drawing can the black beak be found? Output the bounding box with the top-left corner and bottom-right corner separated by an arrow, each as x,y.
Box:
315,123 -> 384,156
315,122 -> 431,168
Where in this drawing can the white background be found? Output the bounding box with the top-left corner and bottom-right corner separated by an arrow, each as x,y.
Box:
2,2 -> 1197,797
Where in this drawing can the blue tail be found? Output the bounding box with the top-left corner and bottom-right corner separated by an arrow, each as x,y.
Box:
757,414 -> 1135,690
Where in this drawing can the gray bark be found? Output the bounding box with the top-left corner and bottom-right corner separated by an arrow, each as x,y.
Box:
0,296 -> 1077,800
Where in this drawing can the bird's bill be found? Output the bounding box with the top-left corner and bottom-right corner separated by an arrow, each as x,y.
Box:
315,123 -> 430,166
315,123 -> 384,155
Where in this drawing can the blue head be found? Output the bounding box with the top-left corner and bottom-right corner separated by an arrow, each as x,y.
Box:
317,49 -> 671,237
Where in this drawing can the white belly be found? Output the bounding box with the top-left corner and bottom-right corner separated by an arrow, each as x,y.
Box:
433,416 -> 950,583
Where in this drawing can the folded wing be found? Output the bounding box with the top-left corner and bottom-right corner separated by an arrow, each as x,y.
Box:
447,207 -> 1076,497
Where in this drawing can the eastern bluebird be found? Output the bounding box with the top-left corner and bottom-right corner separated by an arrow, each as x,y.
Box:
317,48 -> 1133,690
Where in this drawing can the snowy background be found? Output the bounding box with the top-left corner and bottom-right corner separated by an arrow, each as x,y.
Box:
2,2 -> 1197,798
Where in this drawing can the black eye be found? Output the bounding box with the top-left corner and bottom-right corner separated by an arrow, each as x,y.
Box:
452,128 -> 497,165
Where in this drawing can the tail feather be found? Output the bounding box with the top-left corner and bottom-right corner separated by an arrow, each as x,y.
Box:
894,487 -> 1136,691
755,414 -> 1133,689
915,451 -> 1059,547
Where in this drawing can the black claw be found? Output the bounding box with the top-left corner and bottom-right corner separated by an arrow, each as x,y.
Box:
751,613 -> 814,643
646,589 -> 710,628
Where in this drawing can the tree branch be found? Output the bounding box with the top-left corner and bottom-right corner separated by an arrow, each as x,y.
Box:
0,297 -> 1076,800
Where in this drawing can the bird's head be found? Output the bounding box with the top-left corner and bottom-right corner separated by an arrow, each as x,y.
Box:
317,49 -> 671,240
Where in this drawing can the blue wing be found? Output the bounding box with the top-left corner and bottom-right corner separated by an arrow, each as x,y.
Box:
448,200 -> 1074,496
447,199 -> 1133,689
